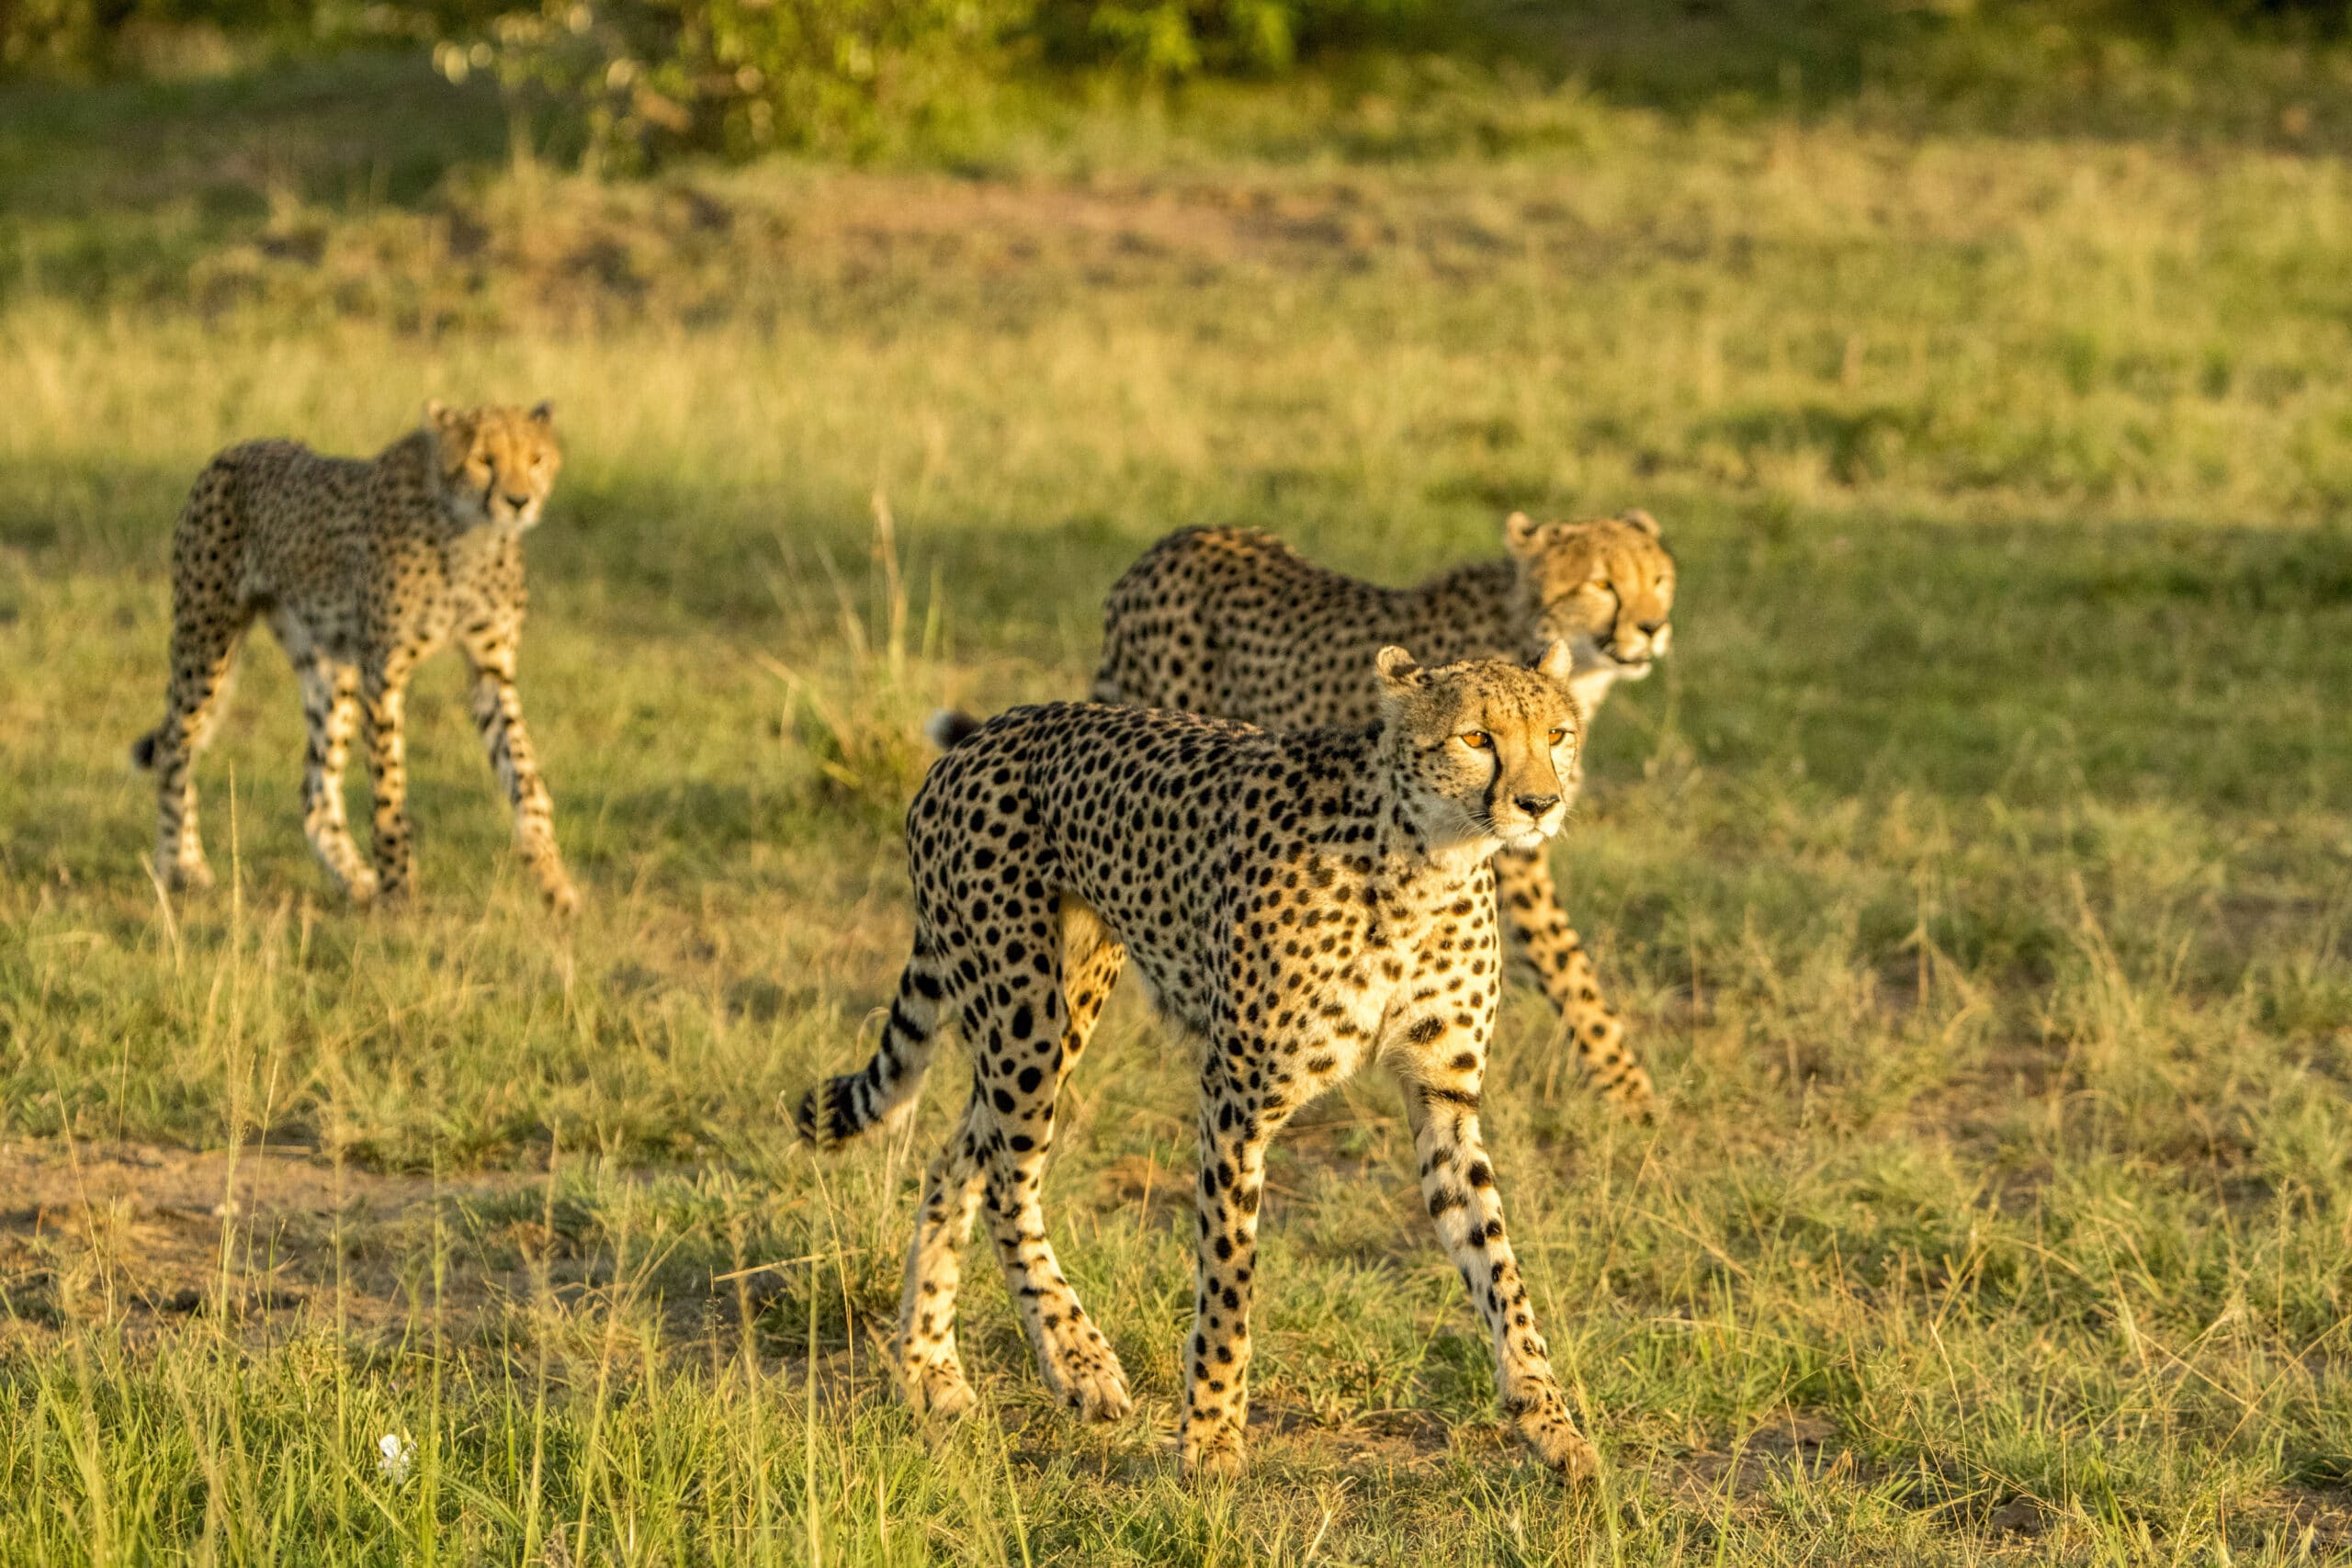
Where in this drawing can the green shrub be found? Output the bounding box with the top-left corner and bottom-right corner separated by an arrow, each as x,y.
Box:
435,0 -> 1014,165
433,0 -> 1437,165
0,0 -> 466,74
1033,0 -> 1433,74
0,0 -> 1433,154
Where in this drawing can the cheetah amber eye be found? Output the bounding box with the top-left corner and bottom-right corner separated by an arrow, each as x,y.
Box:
1458,731 -> 1492,750
1547,728 -> 1569,748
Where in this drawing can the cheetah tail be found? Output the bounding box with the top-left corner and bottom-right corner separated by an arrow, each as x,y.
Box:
922,709 -> 986,750
792,957 -> 951,1150
130,728 -> 161,772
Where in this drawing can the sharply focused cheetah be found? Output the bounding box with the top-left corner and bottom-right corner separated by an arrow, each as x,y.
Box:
948,511 -> 1674,1115
799,645 -> 1601,1484
131,401 -> 578,913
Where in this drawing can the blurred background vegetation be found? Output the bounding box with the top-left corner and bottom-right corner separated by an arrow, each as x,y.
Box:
11,0 -> 2352,167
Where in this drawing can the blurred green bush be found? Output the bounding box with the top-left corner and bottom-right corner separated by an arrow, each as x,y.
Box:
448,0 -> 1440,164
10,0 -> 2348,165
2,0 -> 1434,161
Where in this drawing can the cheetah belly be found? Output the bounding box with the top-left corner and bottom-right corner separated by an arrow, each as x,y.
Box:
1110,929 -> 1216,1036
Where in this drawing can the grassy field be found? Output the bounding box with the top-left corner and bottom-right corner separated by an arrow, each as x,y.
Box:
2,12 -> 2351,1561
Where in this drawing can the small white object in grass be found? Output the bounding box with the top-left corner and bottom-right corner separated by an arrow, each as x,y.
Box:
377,1433 -> 414,1485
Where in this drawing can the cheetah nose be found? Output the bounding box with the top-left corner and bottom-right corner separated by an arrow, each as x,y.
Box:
1514,793 -> 1561,817
1636,618 -> 1666,636
501,491 -> 532,511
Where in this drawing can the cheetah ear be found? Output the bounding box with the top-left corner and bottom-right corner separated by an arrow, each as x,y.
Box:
1374,646 -> 1420,685
1501,511 -> 1544,555
529,400 -> 555,424
1533,639 -> 1576,682
1620,507 -> 1661,538
423,399 -> 449,428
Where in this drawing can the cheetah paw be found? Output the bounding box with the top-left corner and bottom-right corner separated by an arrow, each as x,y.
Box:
1180,1427 -> 1247,1483
899,1359 -> 977,1418
1047,1361 -> 1133,1424
543,878 -> 581,918
1612,1094 -> 1657,1126
1038,1325 -> 1132,1422
1599,1066 -> 1657,1123
1516,1413 -> 1600,1484
162,859 -> 215,894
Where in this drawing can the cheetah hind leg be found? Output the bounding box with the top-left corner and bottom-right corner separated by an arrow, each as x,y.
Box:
893,1096 -> 986,1418
967,934 -> 1133,1423
289,648 -> 378,904
141,607 -> 249,893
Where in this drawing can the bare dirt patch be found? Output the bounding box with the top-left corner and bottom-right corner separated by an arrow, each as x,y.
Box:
0,1136 -> 531,1337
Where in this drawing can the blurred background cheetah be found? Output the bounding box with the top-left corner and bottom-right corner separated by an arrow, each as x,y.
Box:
131,400 -> 578,913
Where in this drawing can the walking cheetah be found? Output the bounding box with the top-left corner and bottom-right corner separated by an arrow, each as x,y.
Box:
948,511 -> 1674,1116
131,401 -> 578,913
798,645 -> 1601,1484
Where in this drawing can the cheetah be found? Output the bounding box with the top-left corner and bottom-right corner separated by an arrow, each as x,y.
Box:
131,401 -> 577,913
948,510 -> 1674,1117
798,644 -> 1601,1484
1085,513 -> 1673,1117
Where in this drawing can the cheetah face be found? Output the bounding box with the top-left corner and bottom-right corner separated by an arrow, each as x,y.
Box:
426,400 -> 562,532
1377,642 -> 1583,855
1503,510 -> 1677,680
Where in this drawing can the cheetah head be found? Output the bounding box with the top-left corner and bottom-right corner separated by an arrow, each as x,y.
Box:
1503,509 -> 1676,682
425,400 -> 562,532
1377,642 -> 1583,856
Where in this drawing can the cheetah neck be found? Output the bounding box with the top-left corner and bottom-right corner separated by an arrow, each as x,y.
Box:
1397,560 -> 1634,726
1367,747 -> 1504,889
1565,648 -> 1636,725
384,427 -> 505,545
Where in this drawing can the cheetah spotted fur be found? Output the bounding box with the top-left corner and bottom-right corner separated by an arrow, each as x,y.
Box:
132,401 -> 577,912
799,644 -> 1601,1484
1078,511 -> 1675,1116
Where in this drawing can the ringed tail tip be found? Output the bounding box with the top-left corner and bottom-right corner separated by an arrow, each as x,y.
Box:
924,709 -> 983,751
792,1080 -> 854,1151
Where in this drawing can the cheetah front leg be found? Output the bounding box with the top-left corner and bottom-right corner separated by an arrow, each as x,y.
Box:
360,660 -> 417,902
289,649 -> 377,904
1179,1059 -> 1302,1480
1493,845 -> 1656,1118
463,634 -> 577,915
1394,1049 -> 1599,1483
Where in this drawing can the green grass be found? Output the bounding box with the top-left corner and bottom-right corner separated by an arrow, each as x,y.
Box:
1,16 -> 2350,1562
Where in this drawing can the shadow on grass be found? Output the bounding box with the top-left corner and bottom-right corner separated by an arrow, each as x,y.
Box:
13,439 -> 2352,818
541,477 -> 2352,818
1431,0 -> 2352,157
0,50 -> 519,310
